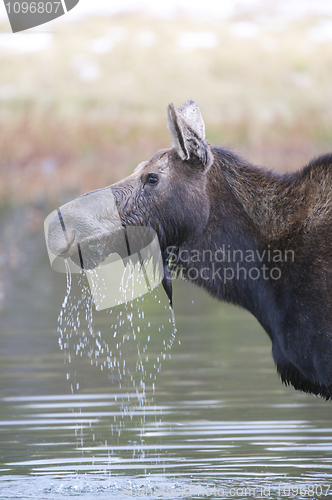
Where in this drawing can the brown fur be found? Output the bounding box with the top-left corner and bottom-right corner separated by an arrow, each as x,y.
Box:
48,100 -> 332,399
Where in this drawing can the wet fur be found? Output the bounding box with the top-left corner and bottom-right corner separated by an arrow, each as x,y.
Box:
115,147 -> 332,399
51,101 -> 332,399
183,148 -> 332,399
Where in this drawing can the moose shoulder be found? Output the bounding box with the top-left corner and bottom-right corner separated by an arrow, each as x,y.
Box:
48,99 -> 332,400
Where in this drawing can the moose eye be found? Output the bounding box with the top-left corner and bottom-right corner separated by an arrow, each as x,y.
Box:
145,174 -> 159,186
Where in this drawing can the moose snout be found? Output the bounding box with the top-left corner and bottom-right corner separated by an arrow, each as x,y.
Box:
47,212 -> 76,257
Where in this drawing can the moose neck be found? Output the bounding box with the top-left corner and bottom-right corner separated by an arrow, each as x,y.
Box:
174,147 -> 299,340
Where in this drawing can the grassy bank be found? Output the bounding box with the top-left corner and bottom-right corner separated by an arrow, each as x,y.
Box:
0,12 -> 332,205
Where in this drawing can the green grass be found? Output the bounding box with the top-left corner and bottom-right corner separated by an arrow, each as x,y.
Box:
1,12 -> 332,205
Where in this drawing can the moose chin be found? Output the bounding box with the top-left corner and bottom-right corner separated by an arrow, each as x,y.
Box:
48,99 -> 332,400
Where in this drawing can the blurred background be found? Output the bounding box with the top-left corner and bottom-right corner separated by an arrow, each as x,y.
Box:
2,0 -> 332,486
1,0 -> 332,207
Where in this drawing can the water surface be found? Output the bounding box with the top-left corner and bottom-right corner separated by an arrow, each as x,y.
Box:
0,207 -> 331,499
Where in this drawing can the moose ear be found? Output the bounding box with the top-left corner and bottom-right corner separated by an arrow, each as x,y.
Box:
166,100 -> 213,171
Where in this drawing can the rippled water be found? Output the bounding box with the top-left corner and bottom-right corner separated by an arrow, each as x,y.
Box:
1,208 -> 332,499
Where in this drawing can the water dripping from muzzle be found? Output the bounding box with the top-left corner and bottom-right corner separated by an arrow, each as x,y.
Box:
45,207 -> 165,310
162,266 -> 173,309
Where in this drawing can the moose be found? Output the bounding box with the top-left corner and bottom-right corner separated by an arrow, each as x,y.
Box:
48,99 -> 332,400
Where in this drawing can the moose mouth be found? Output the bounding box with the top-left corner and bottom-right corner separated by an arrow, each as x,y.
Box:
48,231 -> 77,259
49,222 -> 147,271
46,204 -> 171,305
57,237 -> 76,258
47,206 -> 121,268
